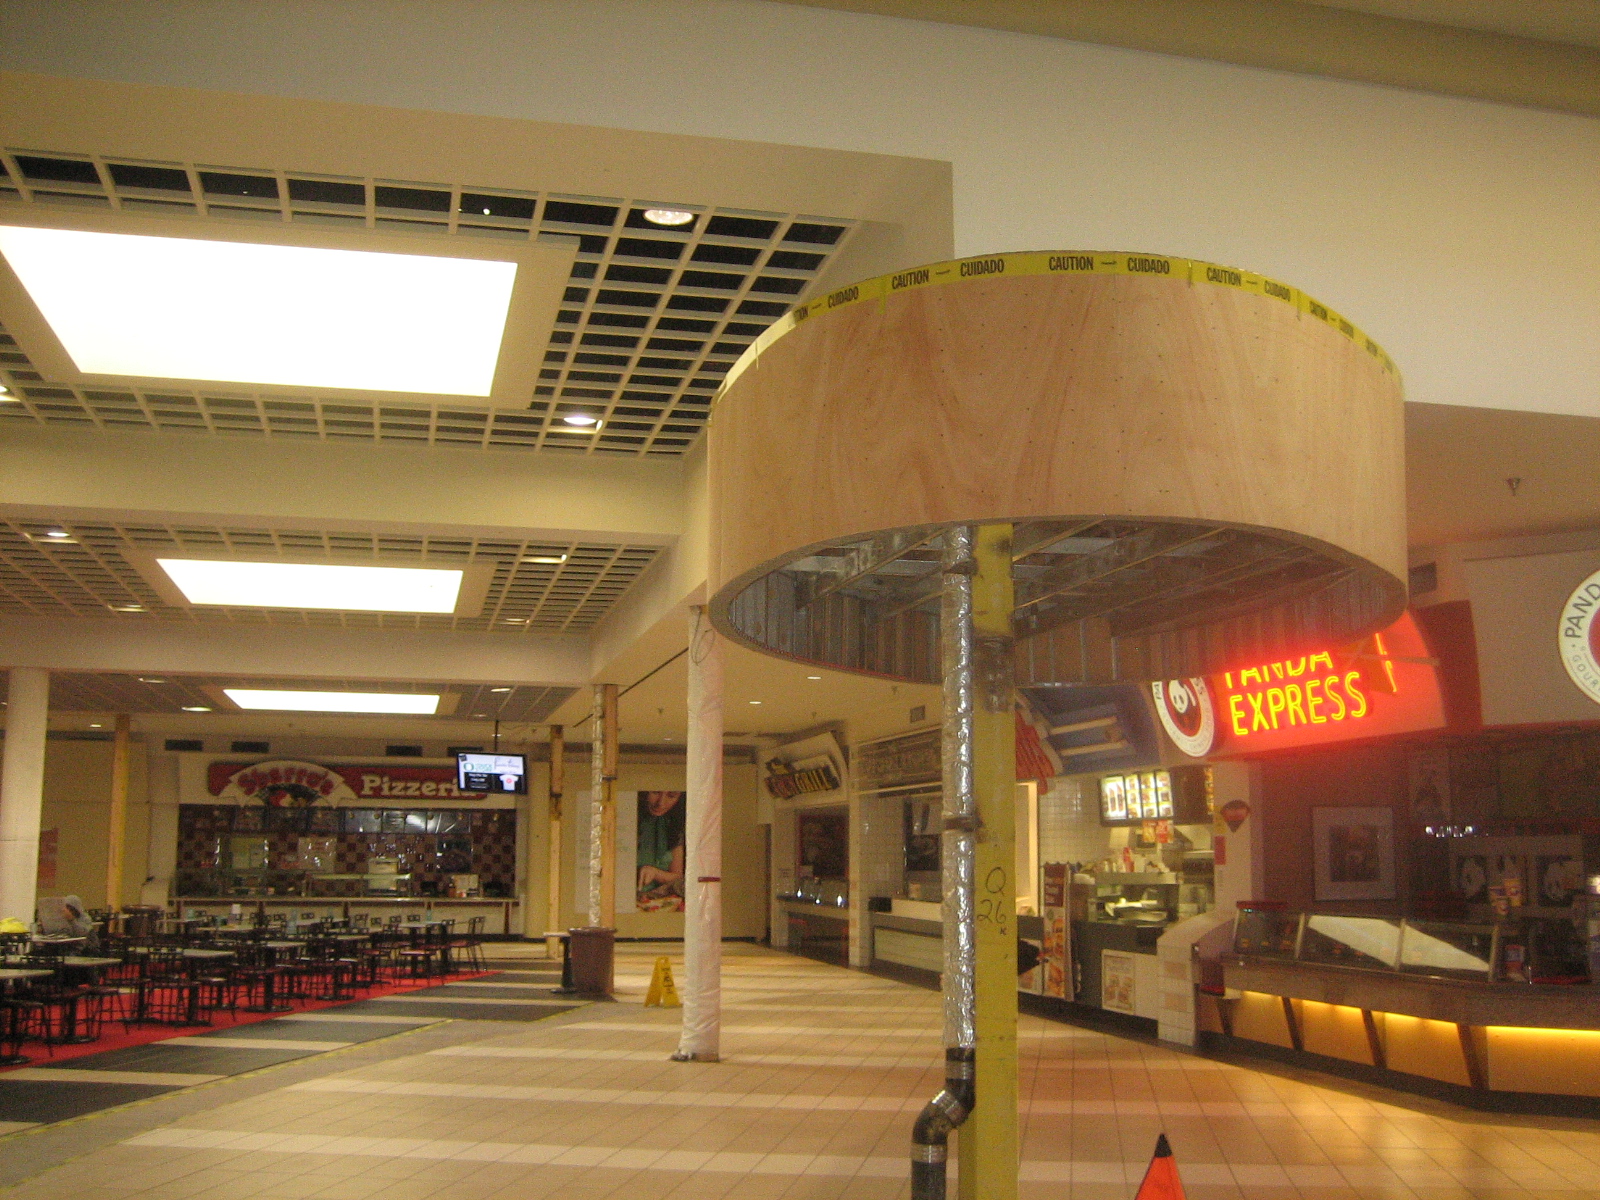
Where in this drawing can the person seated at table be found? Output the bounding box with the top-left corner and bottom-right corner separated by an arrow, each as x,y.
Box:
37,895 -> 99,950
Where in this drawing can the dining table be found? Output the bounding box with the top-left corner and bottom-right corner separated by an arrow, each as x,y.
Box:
178,948 -> 236,1024
0,967 -> 55,1065
243,941 -> 305,1013
53,956 -> 122,1042
400,921 -> 453,973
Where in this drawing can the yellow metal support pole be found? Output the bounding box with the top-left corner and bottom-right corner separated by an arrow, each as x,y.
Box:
546,725 -> 565,957
960,524 -> 1018,1200
105,714 -> 131,912
599,684 -> 619,928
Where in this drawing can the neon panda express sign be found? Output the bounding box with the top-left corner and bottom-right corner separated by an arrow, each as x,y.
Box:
1152,612 -> 1445,756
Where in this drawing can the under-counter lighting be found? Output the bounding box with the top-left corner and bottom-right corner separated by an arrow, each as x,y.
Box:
0,225 -> 518,396
223,689 -> 440,715
157,558 -> 463,614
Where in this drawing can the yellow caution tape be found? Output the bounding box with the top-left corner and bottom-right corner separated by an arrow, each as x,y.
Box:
722,250 -> 1398,397
644,955 -> 681,1008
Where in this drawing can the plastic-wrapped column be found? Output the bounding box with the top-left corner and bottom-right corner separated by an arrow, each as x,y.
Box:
675,606 -> 723,1061
940,528 -> 978,1050
587,685 -> 605,927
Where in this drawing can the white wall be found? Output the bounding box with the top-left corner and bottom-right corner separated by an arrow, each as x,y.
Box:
1456,533 -> 1600,726
4,0 -> 1597,420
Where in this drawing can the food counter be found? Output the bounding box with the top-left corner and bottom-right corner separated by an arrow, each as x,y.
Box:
177,896 -> 522,936
1206,907 -> 1600,1110
867,896 -> 1167,1020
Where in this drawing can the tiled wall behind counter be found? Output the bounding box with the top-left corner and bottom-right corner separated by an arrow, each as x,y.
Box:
1037,776 -> 1113,866
176,803 -> 517,895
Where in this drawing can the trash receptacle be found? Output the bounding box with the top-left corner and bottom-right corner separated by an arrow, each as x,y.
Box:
568,926 -> 615,997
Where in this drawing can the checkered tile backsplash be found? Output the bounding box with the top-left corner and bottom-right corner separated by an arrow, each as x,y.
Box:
176,804 -> 518,896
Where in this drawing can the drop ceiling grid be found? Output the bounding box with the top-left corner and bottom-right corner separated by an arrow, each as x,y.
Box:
0,148 -> 858,457
0,519 -> 659,633
2,671 -> 576,722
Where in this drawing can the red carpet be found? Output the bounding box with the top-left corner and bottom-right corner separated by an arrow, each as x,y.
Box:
0,970 -> 494,1071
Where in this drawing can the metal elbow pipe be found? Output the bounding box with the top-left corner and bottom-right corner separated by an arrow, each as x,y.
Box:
911,1047 -> 975,1200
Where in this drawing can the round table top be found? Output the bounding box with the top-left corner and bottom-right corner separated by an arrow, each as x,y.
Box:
0,968 -> 55,980
400,921 -> 447,928
181,948 -> 236,958
263,941 -> 305,949
331,934 -> 369,941
59,956 -> 121,967
31,935 -> 87,944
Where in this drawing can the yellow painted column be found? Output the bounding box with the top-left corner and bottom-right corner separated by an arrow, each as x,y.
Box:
105,714 -> 131,911
959,523 -> 1018,1200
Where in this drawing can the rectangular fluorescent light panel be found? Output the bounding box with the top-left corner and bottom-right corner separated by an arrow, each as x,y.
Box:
157,559 -> 463,613
0,225 -> 517,395
224,689 -> 440,715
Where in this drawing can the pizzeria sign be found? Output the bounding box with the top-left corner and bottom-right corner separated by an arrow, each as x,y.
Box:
208,759 -> 488,804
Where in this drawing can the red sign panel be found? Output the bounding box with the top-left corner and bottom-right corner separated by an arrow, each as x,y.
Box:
1209,611 -> 1445,754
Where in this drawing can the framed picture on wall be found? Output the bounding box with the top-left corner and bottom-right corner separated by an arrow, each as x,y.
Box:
1407,748 -> 1451,822
1312,806 -> 1396,901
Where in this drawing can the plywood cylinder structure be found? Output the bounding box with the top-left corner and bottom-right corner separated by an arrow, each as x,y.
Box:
707,252 -> 1408,683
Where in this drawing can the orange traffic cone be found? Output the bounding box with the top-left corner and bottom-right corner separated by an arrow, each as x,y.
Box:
1134,1134 -> 1185,1200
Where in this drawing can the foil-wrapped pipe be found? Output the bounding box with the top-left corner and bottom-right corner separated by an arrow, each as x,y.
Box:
940,525 -> 978,1048
587,684 -> 605,927
909,526 -> 980,1199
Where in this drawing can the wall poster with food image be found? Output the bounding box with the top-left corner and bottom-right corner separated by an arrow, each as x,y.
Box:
636,790 -> 686,912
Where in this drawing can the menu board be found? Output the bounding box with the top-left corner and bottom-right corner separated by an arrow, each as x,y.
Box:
1125,774 -> 1144,818
1101,769 -> 1175,825
1100,776 -> 1128,820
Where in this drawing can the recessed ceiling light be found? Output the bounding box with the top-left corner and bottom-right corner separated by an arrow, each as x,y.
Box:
138,677 -> 167,684
43,529 -> 71,539
560,413 -> 601,428
642,209 -> 694,227
112,604 -> 146,612
807,675 -> 822,680
223,689 -> 441,715
182,705 -> 212,712
522,554 -> 568,564
490,687 -> 512,693
89,723 -> 103,729
157,558 -> 463,614
749,700 -> 763,705
0,225 -> 518,396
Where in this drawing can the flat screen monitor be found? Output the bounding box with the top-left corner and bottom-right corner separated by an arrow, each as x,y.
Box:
457,752 -> 527,795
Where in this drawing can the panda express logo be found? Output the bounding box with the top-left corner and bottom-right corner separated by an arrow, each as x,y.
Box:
1559,568 -> 1600,706
1151,678 -> 1217,757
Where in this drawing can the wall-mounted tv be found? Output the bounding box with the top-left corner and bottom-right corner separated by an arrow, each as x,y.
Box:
457,752 -> 528,795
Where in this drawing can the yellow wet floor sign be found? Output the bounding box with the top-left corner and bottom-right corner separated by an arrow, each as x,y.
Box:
644,956 -> 681,1008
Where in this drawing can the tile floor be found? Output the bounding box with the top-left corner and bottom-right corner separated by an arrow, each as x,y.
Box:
0,959 -> 583,1134
5,942 -> 1600,1199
